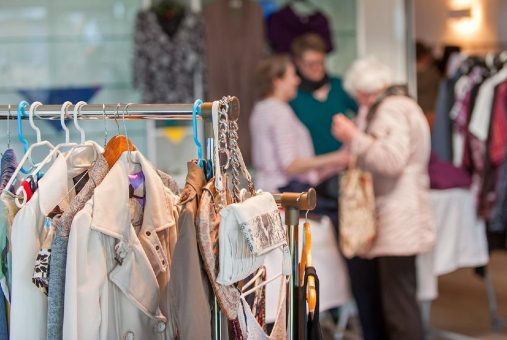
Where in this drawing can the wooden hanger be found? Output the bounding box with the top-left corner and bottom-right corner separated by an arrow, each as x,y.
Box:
103,135 -> 136,169
299,220 -> 317,315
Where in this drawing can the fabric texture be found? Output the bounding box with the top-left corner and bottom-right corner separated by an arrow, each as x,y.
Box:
491,143 -> 507,233
46,154 -> 108,340
238,276 -> 287,340
304,267 -> 323,340
63,151 -> 179,340
217,193 -> 290,286
204,0 -> 266,164
428,153 -> 471,189
168,161 -> 212,339
1,149 -> 18,194
431,79 -> 456,162
378,256 -> 424,340
266,5 -> 333,53
351,95 -> 435,257
250,98 -> 319,193
196,180 -> 241,320
10,144 -> 102,340
133,9 -> 205,103
290,77 -> 358,155
32,221 -> 57,296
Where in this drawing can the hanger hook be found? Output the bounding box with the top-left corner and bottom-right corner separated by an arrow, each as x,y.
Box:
115,104 -> 121,134
102,104 -> 108,147
305,210 -> 310,223
73,101 -> 87,144
17,101 -> 30,154
123,103 -> 134,165
7,104 -> 11,149
60,101 -> 73,144
29,101 -> 43,143
192,99 -> 203,167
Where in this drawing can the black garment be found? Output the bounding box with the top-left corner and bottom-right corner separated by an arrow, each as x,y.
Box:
346,257 -> 388,340
296,69 -> 330,93
304,267 -> 323,340
378,256 -> 423,340
346,256 -> 423,340
266,5 -> 334,54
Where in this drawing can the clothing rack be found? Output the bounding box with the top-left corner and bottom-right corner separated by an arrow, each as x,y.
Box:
0,98 -> 316,340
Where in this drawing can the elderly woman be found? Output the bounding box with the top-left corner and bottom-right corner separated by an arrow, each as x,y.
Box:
332,57 -> 435,340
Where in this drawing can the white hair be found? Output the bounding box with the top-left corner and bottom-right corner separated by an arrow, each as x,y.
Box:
344,57 -> 394,97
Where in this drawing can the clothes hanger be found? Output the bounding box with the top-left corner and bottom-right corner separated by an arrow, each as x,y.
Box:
103,104 -> 137,169
299,211 -> 317,316
241,266 -> 266,292
73,101 -> 87,144
192,99 -> 204,169
16,101 -> 35,174
211,100 -> 225,193
8,102 -> 60,207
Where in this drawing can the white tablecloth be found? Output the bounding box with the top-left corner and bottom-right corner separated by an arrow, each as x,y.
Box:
263,216 -> 351,323
417,188 -> 489,300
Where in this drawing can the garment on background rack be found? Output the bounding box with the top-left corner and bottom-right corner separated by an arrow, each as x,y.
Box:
267,4 -> 334,54
133,8 -> 205,103
204,0 -> 266,164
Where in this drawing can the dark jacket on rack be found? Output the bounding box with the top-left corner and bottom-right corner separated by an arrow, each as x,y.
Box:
168,161 -> 213,339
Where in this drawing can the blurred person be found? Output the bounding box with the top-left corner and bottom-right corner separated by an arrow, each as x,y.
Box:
290,33 -> 358,157
250,54 -> 350,194
332,57 -> 436,340
416,41 -> 440,127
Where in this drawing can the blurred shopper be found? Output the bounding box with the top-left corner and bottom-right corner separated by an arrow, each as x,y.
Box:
416,41 -> 440,127
290,33 -> 357,156
332,57 -> 436,340
250,54 -> 350,194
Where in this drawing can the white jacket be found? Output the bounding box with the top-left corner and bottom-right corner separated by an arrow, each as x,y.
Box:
10,143 -> 102,340
63,151 -> 179,340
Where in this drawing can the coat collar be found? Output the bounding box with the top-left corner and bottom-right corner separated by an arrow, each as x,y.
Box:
90,150 -> 175,241
38,141 -> 103,217
179,161 -> 205,205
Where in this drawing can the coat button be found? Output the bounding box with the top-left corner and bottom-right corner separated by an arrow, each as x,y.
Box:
146,231 -> 151,236
155,321 -> 166,333
124,331 -> 134,340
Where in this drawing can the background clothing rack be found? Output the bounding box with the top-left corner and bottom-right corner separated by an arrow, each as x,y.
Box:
0,98 -> 316,340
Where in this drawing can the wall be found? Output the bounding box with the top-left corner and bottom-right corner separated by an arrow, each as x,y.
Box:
356,0 -> 410,83
415,0 -> 503,54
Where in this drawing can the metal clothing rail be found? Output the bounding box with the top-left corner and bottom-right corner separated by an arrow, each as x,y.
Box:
0,99 -> 240,121
0,97 -> 316,340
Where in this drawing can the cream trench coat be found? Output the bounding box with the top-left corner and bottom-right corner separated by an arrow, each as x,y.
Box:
352,96 -> 436,257
63,151 -> 179,340
10,142 -> 102,340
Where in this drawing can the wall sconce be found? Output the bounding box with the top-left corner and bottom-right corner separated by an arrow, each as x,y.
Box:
447,8 -> 472,19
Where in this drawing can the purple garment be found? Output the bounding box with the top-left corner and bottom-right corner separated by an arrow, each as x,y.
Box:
266,5 -> 333,53
428,153 -> 472,189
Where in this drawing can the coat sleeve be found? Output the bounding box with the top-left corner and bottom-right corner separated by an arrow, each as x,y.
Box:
63,208 -> 108,340
351,102 -> 411,177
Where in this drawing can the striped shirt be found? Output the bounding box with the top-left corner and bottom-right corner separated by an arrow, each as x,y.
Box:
250,98 -> 318,193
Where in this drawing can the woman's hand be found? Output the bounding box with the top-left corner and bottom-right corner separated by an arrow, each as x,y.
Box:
332,114 -> 359,144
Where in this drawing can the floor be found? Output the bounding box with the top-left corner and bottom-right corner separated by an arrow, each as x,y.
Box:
429,252 -> 507,339
323,252 -> 507,340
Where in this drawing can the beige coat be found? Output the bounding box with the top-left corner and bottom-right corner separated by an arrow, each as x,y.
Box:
351,95 -> 435,257
63,151 -> 179,340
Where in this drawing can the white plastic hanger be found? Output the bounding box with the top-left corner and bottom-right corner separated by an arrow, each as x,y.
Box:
6,102 -> 59,206
240,272 -> 285,299
73,101 -> 87,144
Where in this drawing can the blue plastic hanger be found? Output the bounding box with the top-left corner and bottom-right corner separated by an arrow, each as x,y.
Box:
17,101 -> 34,174
192,99 -> 204,168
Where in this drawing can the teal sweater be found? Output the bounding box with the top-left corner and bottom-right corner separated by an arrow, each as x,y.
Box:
290,77 -> 358,155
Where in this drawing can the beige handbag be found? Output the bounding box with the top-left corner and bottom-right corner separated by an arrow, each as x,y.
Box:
339,156 -> 376,258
